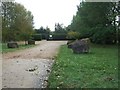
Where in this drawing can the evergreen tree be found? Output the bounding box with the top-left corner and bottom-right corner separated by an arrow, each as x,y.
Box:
68,2 -> 118,44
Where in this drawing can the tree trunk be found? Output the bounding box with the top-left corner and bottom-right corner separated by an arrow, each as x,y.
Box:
25,40 -> 27,45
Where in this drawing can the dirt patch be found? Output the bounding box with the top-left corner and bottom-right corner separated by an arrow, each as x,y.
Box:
2,41 -> 67,88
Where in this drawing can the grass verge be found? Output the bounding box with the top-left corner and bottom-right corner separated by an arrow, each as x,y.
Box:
48,44 -> 118,88
0,43 -> 36,53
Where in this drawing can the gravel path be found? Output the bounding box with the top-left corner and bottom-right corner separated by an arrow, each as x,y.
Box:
2,41 -> 67,88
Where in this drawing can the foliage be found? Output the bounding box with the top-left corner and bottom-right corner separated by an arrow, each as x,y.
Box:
90,26 -> 116,44
48,44 -> 118,88
68,2 -> 119,44
50,34 -> 67,40
35,26 -> 50,39
35,23 -> 68,40
43,23 -> 69,40
54,23 -> 67,34
2,2 -> 34,42
67,31 -> 80,40
32,34 -> 42,41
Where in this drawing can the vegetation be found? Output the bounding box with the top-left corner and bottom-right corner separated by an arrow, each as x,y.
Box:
54,23 -> 67,34
2,2 -> 34,43
34,26 -> 50,40
49,33 -> 67,40
1,1 -> 119,88
2,2 -> 119,43
48,44 -> 118,88
1,43 -> 36,53
35,23 -> 69,40
32,34 -> 42,41
67,2 -> 120,44
67,31 -> 80,40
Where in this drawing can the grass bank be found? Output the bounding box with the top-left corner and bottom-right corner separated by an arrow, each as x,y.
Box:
48,44 -> 118,88
0,43 -> 36,53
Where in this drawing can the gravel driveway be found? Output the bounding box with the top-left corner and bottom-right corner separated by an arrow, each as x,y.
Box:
2,40 -> 67,88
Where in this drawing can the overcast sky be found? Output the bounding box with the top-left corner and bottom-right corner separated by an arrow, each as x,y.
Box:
15,0 -> 80,31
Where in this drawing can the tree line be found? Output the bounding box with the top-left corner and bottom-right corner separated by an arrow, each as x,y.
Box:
2,1 -> 120,44
35,23 -> 68,40
1,1 -> 68,42
66,1 -> 120,44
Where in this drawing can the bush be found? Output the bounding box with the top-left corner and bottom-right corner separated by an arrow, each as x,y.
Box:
32,34 -> 42,41
91,27 -> 115,44
67,31 -> 80,40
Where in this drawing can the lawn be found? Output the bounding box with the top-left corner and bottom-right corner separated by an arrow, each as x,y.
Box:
0,43 -> 36,53
48,44 -> 118,88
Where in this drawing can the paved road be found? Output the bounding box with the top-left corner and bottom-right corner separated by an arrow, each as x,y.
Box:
2,41 -> 67,88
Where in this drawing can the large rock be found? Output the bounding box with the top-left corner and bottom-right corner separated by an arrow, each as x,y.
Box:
67,40 -> 75,48
67,40 -> 74,45
68,38 -> 90,54
7,42 -> 19,48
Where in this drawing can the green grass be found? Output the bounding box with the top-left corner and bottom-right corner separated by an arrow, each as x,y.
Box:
0,43 -> 36,53
48,44 -> 118,88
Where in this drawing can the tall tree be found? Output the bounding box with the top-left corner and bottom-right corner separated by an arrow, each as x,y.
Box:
2,2 -> 34,43
54,23 -> 67,34
68,2 -> 118,44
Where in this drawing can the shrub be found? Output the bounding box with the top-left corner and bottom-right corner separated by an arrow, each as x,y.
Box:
67,31 -> 80,40
91,27 -> 115,44
49,34 -> 67,40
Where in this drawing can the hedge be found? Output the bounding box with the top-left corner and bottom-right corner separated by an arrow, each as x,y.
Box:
47,34 -> 67,40
32,34 -> 42,41
41,34 -> 49,39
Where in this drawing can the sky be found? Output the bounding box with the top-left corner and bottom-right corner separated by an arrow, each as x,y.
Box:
15,0 -> 80,31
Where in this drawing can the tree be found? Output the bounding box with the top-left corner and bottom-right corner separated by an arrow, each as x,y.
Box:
35,26 -> 51,39
68,1 -> 118,44
2,2 -> 34,44
45,26 -> 51,34
54,23 -> 67,34
2,2 -> 15,42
